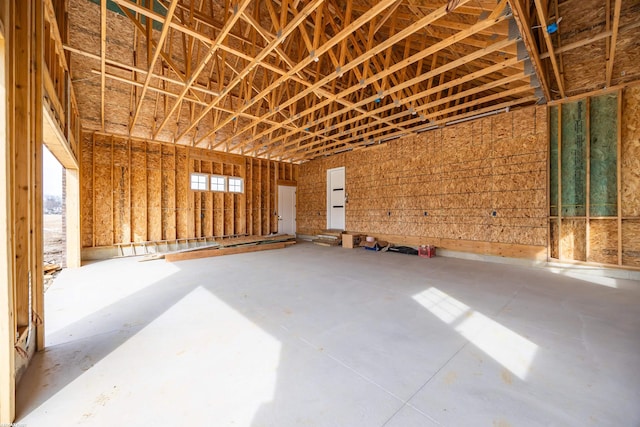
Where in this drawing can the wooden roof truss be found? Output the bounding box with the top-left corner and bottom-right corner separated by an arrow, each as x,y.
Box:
70,0 -> 554,162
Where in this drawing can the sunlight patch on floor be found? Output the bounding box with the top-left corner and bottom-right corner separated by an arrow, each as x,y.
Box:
413,287 -> 537,380
30,286 -> 281,426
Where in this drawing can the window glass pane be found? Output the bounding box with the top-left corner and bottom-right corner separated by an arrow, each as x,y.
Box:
229,177 -> 243,193
211,175 -> 226,192
190,173 -> 208,191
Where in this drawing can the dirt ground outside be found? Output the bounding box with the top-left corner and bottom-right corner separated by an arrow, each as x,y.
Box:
44,214 -> 64,291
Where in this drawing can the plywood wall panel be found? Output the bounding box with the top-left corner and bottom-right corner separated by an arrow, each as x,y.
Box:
622,220 -> 640,267
161,145 -> 176,241
493,112 -> 513,141
146,142 -> 162,242
298,106 -> 548,257
93,136 -> 113,246
130,139 -> 147,242
588,219 -> 618,265
81,132 -> 294,248
81,133 -> 94,247
513,107 -> 536,139
175,147 -> 188,239
621,86 -> 640,217
112,139 -> 130,243
560,219 -> 587,261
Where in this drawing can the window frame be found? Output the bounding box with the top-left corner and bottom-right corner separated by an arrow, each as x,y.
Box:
190,172 -> 209,191
228,177 -> 244,193
210,175 -> 227,192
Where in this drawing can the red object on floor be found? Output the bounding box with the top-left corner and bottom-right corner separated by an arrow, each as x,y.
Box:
419,245 -> 436,258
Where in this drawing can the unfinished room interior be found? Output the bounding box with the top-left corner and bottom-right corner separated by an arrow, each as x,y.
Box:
2,0 -> 640,424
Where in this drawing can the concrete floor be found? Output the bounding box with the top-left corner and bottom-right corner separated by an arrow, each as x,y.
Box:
16,242 -> 640,426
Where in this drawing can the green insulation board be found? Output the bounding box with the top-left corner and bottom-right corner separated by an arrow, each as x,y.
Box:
589,94 -> 618,216
561,100 -> 587,217
549,106 -> 559,216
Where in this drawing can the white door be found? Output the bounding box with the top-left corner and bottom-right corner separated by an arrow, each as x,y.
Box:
327,167 -> 345,230
277,185 -> 296,235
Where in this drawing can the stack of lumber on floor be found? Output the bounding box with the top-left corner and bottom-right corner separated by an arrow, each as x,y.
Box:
165,235 -> 296,262
312,230 -> 343,247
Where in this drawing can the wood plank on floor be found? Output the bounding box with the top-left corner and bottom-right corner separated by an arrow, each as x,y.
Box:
215,234 -> 295,247
165,241 -> 287,262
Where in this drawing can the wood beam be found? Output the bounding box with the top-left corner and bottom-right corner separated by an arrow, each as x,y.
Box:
0,18 -> 15,426
219,0 -> 477,151
153,0 -> 253,139
267,53 -> 523,157
295,96 -> 537,161
177,0 -> 328,143
606,0 -> 622,87
272,70 -> 526,158
509,0 -> 552,101
130,0 -> 179,131
533,0 -> 565,98
258,18 -> 516,156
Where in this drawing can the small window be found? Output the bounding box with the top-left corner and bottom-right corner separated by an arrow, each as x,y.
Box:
190,173 -> 208,191
210,175 -> 226,192
228,177 -> 244,193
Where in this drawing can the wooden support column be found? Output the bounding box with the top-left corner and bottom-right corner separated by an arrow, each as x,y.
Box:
617,90 -> 622,265
65,168 -> 81,268
585,98 -> 591,260
14,0 -> 32,331
0,21 -> 16,425
31,0 -> 44,350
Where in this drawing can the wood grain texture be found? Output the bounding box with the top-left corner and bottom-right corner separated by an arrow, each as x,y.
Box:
298,106 -> 548,259
81,132 -> 297,248
165,241 -> 286,262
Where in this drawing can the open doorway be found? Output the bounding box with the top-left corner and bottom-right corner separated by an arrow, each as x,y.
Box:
42,146 -> 65,290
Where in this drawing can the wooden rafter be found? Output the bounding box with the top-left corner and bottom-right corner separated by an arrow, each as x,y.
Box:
192,0 -> 400,147
130,0 -> 179,131
533,0 -> 565,98
153,0 -> 253,139
270,57 -> 526,158
246,3 -> 513,155
606,0 -> 622,87
509,0 -> 551,102
175,0 -> 327,143
69,0 -> 556,162
220,0 -> 478,150
263,38 -> 521,156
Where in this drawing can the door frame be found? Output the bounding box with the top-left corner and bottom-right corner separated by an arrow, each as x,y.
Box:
326,166 -> 345,230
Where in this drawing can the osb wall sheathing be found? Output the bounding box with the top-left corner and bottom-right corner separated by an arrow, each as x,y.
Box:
588,220 -> 618,265
558,1 -> 640,97
560,219 -> 587,261
622,86 -> 640,217
621,86 -> 640,267
622,220 -> 640,267
80,131 -> 297,248
298,105 -> 548,259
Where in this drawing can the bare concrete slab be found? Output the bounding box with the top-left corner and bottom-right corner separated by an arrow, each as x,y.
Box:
16,242 -> 640,426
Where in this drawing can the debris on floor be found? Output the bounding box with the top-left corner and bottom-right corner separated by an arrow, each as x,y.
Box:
165,235 -> 296,262
312,229 -> 342,247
